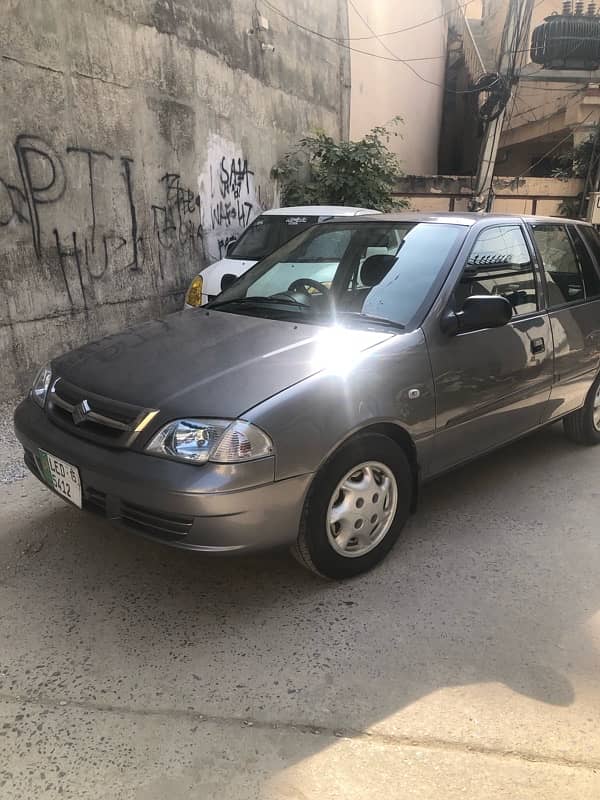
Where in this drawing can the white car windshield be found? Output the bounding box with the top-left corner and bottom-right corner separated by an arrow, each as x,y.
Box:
229,214 -> 322,260
209,221 -> 466,330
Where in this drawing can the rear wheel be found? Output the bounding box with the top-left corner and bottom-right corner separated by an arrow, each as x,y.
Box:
563,373 -> 600,446
292,434 -> 412,579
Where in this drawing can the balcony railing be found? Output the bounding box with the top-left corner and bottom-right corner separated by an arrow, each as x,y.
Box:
445,0 -> 487,80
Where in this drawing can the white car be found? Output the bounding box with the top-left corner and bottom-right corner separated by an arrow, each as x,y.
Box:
184,205 -> 379,308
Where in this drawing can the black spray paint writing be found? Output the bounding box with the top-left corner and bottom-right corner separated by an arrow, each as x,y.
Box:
151,173 -> 203,277
15,135 -> 66,258
217,233 -> 238,258
210,156 -> 255,231
0,135 -> 206,304
0,176 -> 29,228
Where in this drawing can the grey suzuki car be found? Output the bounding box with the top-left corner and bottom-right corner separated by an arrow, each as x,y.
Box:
14,213 -> 600,578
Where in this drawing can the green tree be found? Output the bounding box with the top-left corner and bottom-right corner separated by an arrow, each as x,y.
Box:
272,120 -> 409,212
552,126 -> 599,218
553,126 -> 599,180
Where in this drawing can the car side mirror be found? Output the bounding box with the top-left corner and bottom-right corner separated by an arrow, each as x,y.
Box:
225,240 -> 237,257
220,273 -> 238,292
441,295 -> 513,335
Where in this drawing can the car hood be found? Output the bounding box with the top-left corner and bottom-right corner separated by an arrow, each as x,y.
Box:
52,311 -> 394,418
201,257 -> 257,295
210,257 -> 257,271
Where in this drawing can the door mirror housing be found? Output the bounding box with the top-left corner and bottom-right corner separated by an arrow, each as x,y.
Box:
442,295 -> 513,335
220,273 -> 238,292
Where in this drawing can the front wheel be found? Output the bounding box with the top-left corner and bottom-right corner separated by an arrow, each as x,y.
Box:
563,373 -> 600,446
292,434 -> 412,579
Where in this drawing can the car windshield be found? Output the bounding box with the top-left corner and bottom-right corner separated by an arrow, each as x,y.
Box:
209,221 -> 465,329
229,214 -> 322,260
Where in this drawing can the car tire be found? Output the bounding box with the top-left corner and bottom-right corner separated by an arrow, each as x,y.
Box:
292,433 -> 412,579
563,373 -> 600,446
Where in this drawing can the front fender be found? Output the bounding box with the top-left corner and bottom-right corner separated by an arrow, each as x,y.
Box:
244,330 -> 436,480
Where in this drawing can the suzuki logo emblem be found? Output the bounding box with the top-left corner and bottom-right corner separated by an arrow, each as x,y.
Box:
72,399 -> 91,425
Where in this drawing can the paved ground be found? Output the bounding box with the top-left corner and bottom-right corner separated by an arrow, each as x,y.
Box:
1,417 -> 599,798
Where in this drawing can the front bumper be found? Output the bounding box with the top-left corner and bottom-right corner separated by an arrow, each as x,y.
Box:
14,399 -> 312,553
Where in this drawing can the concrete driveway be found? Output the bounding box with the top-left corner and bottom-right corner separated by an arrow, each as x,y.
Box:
1,420 -> 599,799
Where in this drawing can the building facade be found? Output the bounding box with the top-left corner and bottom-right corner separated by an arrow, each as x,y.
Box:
498,0 -> 600,176
349,0 -> 450,175
449,0 -> 600,177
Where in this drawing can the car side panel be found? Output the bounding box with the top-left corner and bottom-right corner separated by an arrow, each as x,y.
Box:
425,314 -> 554,475
545,298 -> 600,420
245,330 -> 436,481
421,220 -> 554,475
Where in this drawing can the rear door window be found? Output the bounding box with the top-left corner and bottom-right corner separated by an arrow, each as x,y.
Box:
570,226 -> 600,299
578,224 -> 600,264
457,225 -> 539,316
531,224 -> 585,307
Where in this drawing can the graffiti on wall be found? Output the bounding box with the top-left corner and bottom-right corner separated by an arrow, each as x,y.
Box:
198,134 -> 268,262
0,133 -> 269,311
0,134 -> 205,308
151,172 -> 204,278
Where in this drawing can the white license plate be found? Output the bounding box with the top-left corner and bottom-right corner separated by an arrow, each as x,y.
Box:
38,450 -> 82,509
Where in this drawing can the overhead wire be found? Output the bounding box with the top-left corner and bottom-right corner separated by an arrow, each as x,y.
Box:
506,25 -> 597,128
477,0 -> 535,208
259,0 -> 591,94
258,0 -> 495,93
261,0 -> 597,191
510,108 -> 597,182
491,4 -> 596,184
341,0 -> 477,41
347,0 -> 452,85
509,87 -> 586,123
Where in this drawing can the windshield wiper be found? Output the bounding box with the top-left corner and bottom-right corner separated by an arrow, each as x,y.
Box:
208,295 -> 310,310
335,311 -> 405,331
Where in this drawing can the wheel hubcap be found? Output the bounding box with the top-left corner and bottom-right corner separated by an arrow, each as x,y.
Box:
326,461 -> 398,558
594,385 -> 600,432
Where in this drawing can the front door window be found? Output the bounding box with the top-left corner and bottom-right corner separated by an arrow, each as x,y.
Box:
455,225 -> 539,318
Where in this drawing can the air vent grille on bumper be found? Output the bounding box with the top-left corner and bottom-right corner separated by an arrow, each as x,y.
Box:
24,449 -> 191,541
83,488 -> 193,540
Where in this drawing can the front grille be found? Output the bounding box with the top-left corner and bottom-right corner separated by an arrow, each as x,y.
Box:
47,378 -> 157,448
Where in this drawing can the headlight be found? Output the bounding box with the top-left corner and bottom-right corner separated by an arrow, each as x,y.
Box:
146,419 -> 273,464
30,364 -> 52,408
185,275 -> 204,307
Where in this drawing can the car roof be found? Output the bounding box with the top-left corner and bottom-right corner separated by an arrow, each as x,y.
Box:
261,205 -> 380,216
332,211 -> 591,227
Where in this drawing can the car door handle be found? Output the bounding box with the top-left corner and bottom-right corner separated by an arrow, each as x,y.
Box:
531,337 -> 545,354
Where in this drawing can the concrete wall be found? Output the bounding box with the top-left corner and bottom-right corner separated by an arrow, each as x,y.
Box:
0,0 -> 350,398
349,0 -> 448,174
395,174 -> 583,215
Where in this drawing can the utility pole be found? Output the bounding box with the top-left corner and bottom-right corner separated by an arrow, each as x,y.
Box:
469,0 -> 535,211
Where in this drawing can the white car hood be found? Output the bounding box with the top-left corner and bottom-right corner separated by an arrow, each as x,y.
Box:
201,257 -> 258,296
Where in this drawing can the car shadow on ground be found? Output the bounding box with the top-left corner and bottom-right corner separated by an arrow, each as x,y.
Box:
2,422 -> 599,792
